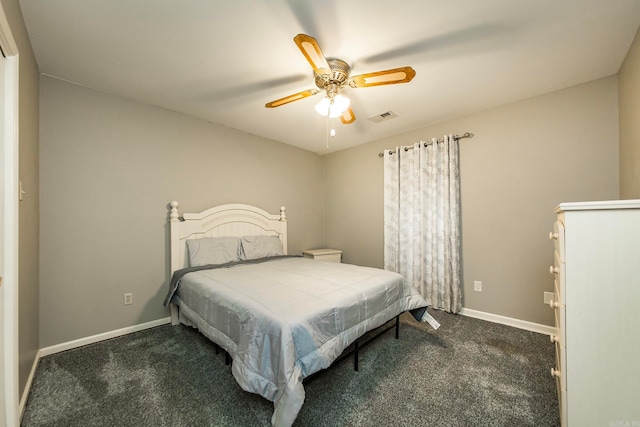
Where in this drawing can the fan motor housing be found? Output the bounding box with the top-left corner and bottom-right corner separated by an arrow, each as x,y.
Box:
315,58 -> 351,89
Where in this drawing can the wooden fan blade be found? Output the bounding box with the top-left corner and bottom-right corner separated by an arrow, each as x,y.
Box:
349,66 -> 416,88
265,89 -> 319,108
340,107 -> 355,124
294,34 -> 331,76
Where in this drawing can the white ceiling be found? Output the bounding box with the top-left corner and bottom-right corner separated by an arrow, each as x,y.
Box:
18,0 -> 640,155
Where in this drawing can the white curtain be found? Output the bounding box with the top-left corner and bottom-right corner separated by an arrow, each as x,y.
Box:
383,134 -> 462,313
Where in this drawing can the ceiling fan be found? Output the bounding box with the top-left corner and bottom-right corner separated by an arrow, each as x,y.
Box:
265,34 -> 416,125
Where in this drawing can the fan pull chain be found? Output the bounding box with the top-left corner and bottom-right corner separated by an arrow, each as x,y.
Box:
326,116 -> 329,148
325,116 -> 337,149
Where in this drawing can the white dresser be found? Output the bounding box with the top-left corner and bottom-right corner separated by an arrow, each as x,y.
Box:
549,200 -> 640,427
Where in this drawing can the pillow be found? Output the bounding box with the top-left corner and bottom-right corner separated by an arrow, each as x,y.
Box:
240,235 -> 283,260
186,236 -> 241,267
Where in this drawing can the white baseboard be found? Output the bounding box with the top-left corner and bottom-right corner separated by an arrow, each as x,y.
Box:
459,307 -> 556,336
19,348 -> 42,418
39,317 -> 171,357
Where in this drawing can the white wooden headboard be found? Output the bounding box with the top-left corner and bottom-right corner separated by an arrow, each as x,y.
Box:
169,201 -> 288,274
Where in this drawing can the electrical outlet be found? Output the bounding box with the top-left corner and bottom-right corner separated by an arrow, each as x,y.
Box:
123,293 -> 133,306
544,292 -> 554,305
473,281 -> 482,292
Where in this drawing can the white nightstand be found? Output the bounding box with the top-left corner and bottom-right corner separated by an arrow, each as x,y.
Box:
302,248 -> 342,263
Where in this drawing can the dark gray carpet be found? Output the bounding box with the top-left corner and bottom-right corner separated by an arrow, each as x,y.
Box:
22,310 -> 560,426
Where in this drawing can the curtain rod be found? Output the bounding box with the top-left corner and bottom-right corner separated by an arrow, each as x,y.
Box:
378,132 -> 474,157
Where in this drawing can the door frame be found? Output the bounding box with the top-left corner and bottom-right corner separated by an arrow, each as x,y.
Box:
0,2 -> 20,426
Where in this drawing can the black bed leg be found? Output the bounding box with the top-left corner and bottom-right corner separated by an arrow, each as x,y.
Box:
225,352 -> 231,365
354,342 -> 359,371
395,315 -> 400,339
215,343 -> 220,355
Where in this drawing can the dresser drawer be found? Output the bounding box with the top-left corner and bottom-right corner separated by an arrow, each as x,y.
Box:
552,338 -> 567,426
557,378 -> 567,427
551,287 -> 565,345
553,340 -> 566,390
550,310 -> 565,349
550,220 -> 565,261
553,251 -> 565,302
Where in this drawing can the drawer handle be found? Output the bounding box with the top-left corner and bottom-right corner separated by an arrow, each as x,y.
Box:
549,232 -> 558,240
549,300 -> 560,309
550,334 -> 559,343
549,266 -> 559,275
551,368 -> 561,378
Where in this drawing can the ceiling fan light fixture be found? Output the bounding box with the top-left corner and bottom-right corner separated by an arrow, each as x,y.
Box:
315,94 -> 350,118
266,34 -> 416,128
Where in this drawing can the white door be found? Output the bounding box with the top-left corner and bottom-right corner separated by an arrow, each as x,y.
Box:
0,43 -> 7,426
0,5 -> 19,423
0,46 -> 5,426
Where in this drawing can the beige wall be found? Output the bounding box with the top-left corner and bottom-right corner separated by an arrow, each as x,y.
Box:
323,76 -> 619,326
619,27 -> 640,199
39,76 -> 324,347
0,0 -> 39,399
34,24 -> 638,345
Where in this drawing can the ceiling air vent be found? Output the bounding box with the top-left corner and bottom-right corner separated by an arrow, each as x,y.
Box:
368,111 -> 398,123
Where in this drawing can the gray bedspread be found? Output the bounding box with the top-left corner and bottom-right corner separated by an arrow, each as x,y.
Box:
165,256 -> 438,426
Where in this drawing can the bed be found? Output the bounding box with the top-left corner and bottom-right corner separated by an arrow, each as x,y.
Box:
163,202 -> 439,426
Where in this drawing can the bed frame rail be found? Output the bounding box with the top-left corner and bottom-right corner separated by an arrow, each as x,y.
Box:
332,314 -> 400,372
213,314 -> 402,380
